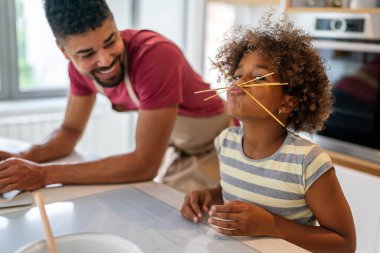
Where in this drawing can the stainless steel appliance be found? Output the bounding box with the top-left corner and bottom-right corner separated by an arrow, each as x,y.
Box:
289,13 -> 380,164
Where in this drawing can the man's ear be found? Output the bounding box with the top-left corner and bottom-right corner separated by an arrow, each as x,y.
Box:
280,95 -> 296,114
56,40 -> 70,60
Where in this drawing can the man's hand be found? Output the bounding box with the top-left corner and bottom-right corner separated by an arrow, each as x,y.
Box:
181,190 -> 213,223
0,151 -> 20,161
208,200 -> 276,237
0,158 -> 46,193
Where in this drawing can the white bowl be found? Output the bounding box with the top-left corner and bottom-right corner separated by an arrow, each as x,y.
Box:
16,233 -> 143,253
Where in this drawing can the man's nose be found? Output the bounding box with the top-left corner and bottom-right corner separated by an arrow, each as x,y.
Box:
96,49 -> 113,67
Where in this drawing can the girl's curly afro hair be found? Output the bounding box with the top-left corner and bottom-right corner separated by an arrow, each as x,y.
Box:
215,14 -> 334,134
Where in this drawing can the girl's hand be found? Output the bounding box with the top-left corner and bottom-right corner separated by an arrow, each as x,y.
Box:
180,190 -> 213,223
208,200 -> 276,236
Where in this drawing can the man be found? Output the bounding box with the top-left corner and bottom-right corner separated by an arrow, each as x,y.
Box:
0,0 -> 229,193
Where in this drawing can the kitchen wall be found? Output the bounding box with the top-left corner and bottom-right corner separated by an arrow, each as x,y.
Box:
0,97 -> 137,158
336,165 -> 380,253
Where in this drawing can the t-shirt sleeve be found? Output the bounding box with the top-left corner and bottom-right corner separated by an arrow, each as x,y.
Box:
214,135 -> 220,154
68,63 -> 95,96
133,43 -> 183,110
303,145 -> 334,191
214,128 -> 230,155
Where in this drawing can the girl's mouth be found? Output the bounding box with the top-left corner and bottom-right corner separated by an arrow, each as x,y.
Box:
229,85 -> 245,96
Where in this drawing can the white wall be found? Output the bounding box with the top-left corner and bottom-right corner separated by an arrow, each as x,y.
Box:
335,165 -> 380,253
0,96 -> 136,158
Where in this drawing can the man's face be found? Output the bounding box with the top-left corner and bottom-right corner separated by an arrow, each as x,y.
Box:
58,18 -> 126,88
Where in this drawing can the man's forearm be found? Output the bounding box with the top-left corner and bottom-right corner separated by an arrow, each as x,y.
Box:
44,151 -> 160,185
20,126 -> 81,163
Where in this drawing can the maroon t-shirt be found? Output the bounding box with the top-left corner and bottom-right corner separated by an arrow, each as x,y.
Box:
69,29 -> 224,117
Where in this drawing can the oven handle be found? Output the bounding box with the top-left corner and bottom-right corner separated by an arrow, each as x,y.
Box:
313,40 -> 380,53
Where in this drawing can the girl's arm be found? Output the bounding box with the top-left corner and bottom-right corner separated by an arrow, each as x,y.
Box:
273,168 -> 356,253
208,169 -> 356,253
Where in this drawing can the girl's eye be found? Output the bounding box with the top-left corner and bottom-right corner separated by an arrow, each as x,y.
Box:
254,75 -> 265,81
233,75 -> 241,81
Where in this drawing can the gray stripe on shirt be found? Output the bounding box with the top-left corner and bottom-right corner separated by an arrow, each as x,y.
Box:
303,145 -> 323,168
219,155 -> 303,185
221,172 -> 304,200
305,162 -> 333,190
294,216 -> 315,225
222,138 -> 304,165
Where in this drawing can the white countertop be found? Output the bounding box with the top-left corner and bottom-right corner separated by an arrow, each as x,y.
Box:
0,137 -> 309,253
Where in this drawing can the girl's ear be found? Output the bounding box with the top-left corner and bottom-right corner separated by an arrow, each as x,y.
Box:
280,95 -> 296,114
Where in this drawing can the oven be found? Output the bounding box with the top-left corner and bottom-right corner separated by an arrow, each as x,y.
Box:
289,13 -> 380,164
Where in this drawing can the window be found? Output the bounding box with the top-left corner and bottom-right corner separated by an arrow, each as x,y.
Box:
0,0 -> 9,100
16,0 -> 68,92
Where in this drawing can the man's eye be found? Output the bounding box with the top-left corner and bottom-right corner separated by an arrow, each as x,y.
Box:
104,41 -> 115,48
82,52 -> 94,59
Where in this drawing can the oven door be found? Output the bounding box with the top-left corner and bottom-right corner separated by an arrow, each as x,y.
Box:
313,39 -> 380,150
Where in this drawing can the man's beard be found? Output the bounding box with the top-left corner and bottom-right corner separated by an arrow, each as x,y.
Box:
91,55 -> 125,88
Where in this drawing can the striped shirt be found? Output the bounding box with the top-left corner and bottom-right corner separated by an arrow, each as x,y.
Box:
215,127 -> 333,225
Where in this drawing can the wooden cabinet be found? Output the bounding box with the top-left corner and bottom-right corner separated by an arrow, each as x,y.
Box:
285,0 -> 380,13
326,150 -> 380,178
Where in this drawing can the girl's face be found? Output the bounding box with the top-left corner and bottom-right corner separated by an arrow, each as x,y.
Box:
227,52 -> 287,122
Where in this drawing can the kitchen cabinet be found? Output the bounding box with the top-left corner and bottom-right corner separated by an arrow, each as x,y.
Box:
335,164 -> 380,253
285,0 -> 380,13
327,150 -> 380,177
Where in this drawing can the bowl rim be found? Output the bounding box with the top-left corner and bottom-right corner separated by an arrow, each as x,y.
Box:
15,232 -> 142,253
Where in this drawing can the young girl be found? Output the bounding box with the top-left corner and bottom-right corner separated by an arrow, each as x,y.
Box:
180,16 -> 356,253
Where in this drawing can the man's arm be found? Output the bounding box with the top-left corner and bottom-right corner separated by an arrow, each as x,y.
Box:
0,106 -> 177,192
44,106 -> 178,184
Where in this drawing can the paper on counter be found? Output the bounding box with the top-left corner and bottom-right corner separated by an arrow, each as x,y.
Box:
0,191 -> 33,208
3,190 -> 21,200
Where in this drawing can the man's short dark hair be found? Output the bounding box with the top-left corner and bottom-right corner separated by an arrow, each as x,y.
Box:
44,0 -> 113,41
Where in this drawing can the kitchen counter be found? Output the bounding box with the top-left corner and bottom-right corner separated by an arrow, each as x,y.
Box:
0,138 -> 309,253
